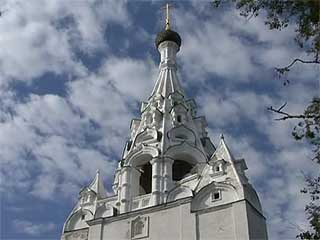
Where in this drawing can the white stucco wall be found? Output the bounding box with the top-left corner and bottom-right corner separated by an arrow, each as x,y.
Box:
100,200 -> 195,240
68,198 -> 267,240
197,205 -> 236,240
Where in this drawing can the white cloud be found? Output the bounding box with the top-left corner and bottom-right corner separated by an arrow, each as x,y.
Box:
99,57 -> 157,100
0,3 -> 318,240
176,11 -> 254,82
0,54 -> 157,200
0,0 -> 129,84
175,5 -> 314,90
13,219 -> 56,236
0,93 -> 115,199
0,0 -> 133,202
67,56 -> 157,154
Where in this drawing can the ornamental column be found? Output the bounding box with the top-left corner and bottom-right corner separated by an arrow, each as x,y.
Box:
150,157 -> 162,206
163,158 -> 174,199
120,166 -> 131,213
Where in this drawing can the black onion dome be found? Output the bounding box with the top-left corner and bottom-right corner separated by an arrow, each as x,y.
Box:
155,29 -> 181,48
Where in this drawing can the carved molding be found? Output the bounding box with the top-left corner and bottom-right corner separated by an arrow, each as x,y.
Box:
131,216 -> 149,239
64,228 -> 88,240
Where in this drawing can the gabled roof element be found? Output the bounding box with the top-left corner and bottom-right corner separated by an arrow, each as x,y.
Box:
88,169 -> 106,199
210,134 -> 235,162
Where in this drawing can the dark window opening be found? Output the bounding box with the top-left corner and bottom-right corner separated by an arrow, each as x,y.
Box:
81,214 -> 85,220
215,166 -> 220,172
172,160 -> 193,181
177,115 -> 182,123
139,162 -> 152,195
213,192 -> 220,200
157,131 -> 162,141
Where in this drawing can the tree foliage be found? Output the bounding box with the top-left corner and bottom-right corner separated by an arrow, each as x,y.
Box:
269,98 -> 320,163
213,0 -> 320,76
293,98 -> 320,164
268,98 -> 320,238
212,0 -> 320,238
297,175 -> 320,239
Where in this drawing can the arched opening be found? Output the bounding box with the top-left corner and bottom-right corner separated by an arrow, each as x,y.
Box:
172,160 -> 194,181
139,162 -> 152,195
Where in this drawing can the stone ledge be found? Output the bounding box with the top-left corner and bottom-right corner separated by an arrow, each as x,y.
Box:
87,197 -> 192,226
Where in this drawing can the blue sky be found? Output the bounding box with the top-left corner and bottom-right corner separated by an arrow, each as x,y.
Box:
0,1 -> 319,239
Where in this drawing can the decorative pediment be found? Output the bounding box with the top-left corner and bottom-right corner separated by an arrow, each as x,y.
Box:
169,91 -> 184,102
164,142 -> 207,165
150,93 -> 164,110
95,203 -> 116,218
208,158 -> 228,177
191,181 -> 239,211
168,125 -> 196,145
169,102 -> 188,114
170,104 -> 189,126
64,209 -> 93,232
167,185 -> 193,202
79,188 -> 96,205
133,128 -> 160,147
125,145 -> 160,166
141,103 -> 162,115
186,99 -> 197,117
141,106 -> 162,129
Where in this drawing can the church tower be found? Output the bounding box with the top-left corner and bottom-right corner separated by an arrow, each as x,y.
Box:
61,6 -> 268,240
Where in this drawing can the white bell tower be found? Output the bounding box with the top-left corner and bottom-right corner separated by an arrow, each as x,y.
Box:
61,6 -> 268,240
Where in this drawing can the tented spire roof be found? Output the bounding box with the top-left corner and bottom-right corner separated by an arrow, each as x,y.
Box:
88,169 -> 106,199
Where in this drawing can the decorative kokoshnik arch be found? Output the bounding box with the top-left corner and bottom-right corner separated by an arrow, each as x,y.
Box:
191,181 -> 240,211
63,208 -> 93,232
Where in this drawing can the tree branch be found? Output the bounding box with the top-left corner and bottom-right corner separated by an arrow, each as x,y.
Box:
275,58 -> 320,75
267,103 -> 316,121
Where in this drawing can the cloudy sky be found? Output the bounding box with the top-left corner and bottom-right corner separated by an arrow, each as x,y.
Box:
0,1 -> 319,239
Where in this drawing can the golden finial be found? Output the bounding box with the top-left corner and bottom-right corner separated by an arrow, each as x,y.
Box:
163,3 -> 172,30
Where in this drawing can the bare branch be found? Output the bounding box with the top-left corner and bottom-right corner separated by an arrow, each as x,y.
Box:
275,58 -> 320,75
267,103 -> 316,121
278,102 -> 287,111
287,220 -> 307,233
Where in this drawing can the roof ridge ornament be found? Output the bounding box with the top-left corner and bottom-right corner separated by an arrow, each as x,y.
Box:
220,133 -> 224,140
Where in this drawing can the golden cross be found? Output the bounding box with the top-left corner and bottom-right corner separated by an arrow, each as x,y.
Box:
162,3 -> 173,30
